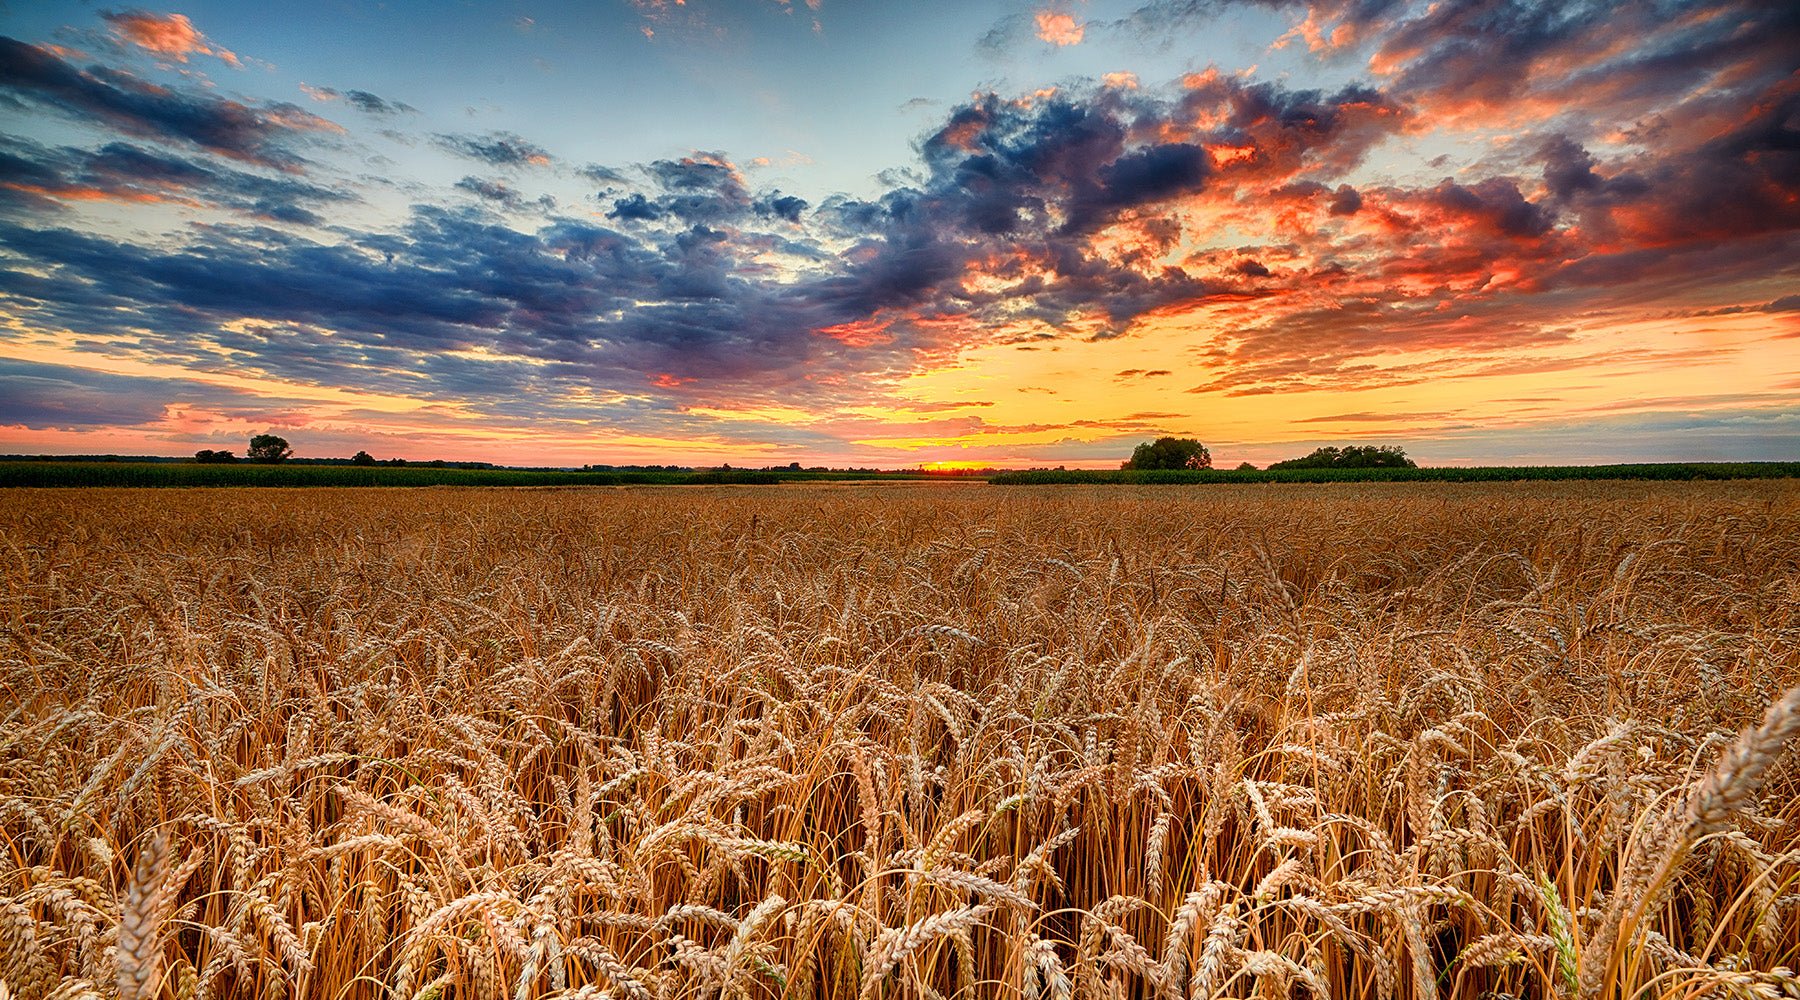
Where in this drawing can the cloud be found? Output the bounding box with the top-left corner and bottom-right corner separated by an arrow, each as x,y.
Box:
755,192 -> 810,223
2,0 -> 1797,448
0,37 -> 337,170
0,357 -> 250,429
1115,369 -> 1172,379
454,175 -> 553,212
1296,411 -> 1453,423
0,134 -> 353,223
432,131 -> 552,167
101,10 -> 240,67
0,70 -> 1461,416
298,83 -> 416,115
597,153 -> 776,226
640,152 -> 752,222
1034,11 -> 1086,46
579,163 -> 629,184
0,202 -> 939,410
606,193 -> 663,222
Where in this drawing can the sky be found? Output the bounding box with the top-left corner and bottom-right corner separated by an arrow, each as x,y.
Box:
0,0 -> 1796,468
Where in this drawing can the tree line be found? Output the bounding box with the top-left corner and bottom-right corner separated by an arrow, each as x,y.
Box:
1122,437 -> 1417,471
195,434 -> 1409,473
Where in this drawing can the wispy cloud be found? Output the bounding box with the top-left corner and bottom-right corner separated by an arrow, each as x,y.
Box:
432,131 -> 552,168
0,37 -> 338,169
299,84 -> 417,116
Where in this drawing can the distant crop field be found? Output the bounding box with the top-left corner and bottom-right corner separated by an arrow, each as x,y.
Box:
0,462 -> 943,488
3,482 -> 1798,1000
990,462 -> 1800,485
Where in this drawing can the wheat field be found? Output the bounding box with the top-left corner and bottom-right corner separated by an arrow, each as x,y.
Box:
2,482 -> 1797,1000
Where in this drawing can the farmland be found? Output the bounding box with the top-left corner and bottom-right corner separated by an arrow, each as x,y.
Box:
2,482 -> 1798,1000
989,462 -> 1800,485
3,460 -> 1798,489
0,462 -> 949,489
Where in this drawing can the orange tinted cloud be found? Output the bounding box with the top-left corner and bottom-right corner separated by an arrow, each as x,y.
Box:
1033,11 -> 1084,46
817,316 -> 896,348
103,11 -> 240,68
0,181 -> 192,206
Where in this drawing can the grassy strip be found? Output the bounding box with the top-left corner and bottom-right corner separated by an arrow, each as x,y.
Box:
10,460 -> 1795,488
0,462 -> 943,488
990,461 -> 1800,485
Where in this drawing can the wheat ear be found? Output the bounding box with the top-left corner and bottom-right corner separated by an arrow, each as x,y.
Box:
1581,685 -> 1800,1000
117,831 -> 171,1000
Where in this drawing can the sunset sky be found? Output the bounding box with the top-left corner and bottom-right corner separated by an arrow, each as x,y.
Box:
1,0 -> 1796,467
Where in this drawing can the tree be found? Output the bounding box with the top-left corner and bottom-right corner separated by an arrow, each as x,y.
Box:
194,449 -> 238,464
247,434 -> 292,464
1267,445 -> 1415,470
1123,437 -> 1212,470
1235,461 -> 1258,471
351,450 -> 376,466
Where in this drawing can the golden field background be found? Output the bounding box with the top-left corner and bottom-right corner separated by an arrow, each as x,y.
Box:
2,482 -> 1797,1000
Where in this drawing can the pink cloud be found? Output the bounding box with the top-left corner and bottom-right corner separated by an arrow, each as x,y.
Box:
103,10 -> 240,68
1033,11 -> 1084,46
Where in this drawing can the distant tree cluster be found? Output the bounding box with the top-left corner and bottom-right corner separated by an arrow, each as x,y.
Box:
1268,445 -> 1415,470
195,435 -> 295,464
248,434 -> 292,464
1123,437 -> 1212,470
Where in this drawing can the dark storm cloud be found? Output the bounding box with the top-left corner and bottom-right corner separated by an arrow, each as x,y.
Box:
0,37 -> 334,169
